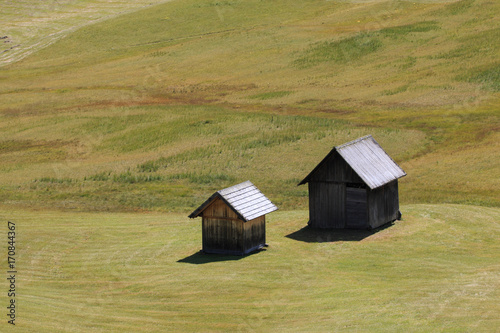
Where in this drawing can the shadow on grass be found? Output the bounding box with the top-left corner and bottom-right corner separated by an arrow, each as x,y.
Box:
286,222 -> 394,243
177,249 -> 266,264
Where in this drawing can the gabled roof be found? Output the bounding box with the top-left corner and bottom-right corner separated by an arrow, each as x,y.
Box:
188,181 -> 278,222
298,135 -> 406,189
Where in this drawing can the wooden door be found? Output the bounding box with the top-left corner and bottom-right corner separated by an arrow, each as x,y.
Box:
346,186 -> 368,228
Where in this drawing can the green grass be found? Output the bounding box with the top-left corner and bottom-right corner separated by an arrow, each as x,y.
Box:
462,62 -> 500,92
381,84 -> 410,96
294,33 -> 384,67
379,21 -> 440,38
294,21 -> 439,68
0,104 -> 433,211
2,100 -> 498,211
0,1 -> 497,117
442,0 -> 476,16
4,204 -> 499,332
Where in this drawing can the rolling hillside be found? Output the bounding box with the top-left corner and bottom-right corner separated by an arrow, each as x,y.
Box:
0,0 -> 498,211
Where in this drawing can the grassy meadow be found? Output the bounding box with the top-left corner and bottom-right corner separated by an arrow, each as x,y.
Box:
0,0 -> 499,331
4,204 -> 500,332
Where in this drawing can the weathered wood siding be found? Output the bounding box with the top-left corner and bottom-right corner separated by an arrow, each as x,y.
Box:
243,216 -> 266,254
367,180 -> 400,229
203,197 -> 239,219
300,136 -> 404,230
308,181 -> 345,228
307,152 -> 399,229
201,198 -> 266,255
202,217 -> 243,254
201,198 -> 243,254
345,187 -> 368,228
307,152 -> 364,228
308,152 -> 363,184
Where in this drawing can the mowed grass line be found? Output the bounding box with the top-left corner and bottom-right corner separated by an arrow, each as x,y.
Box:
5,204 -> 499,332
0,0 -> 173,66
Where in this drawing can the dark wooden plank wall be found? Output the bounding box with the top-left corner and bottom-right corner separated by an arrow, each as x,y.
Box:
368,180 -> 399,229
304,148 -> 401,229
345,187 -> 368,228
202,217 -> 243,254
309,151 -> 364,184
202,198 -> 243,254
203,197 -> 239,219
308,152 -> 364,228
308,181 -> 345,228
243,216 -> 266,254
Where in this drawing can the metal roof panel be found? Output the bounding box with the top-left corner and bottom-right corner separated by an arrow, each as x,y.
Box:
299,135 -> 406,189
336,135 -> 406,189
188,181 -> 277,221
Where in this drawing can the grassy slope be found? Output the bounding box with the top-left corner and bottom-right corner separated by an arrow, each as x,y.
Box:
0,0 -> 499,211
0,0 -> 173,65
0,105 -> 428,211
5,204 -> 500,332
4,0 -> 499,107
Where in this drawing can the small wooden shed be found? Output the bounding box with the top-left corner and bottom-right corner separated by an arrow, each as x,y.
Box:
298,135 -> 406,229
188,181 -> 278,255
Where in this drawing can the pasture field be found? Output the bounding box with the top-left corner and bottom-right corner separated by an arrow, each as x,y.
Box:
3,204 -> 500,332
0,0 -> 499,331
0,0 -> 173,65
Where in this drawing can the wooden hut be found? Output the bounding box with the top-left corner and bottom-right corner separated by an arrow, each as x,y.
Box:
298,135 -> 406,229
189,181 -> 278,255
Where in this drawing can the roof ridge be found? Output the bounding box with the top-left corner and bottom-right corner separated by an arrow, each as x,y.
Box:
217,180 -> 253,195
298,135 -> 406,188
335,134 -> 373,150
189,180 -> 277,221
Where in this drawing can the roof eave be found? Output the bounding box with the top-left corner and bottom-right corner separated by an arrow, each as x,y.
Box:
188,192 -> 219,219
188,192 -> 248,221
366,172 -> 407,190
297,147 -> 337,186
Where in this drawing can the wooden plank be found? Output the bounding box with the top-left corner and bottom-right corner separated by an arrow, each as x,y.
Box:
366,180 -> 400,229
204,198 -> 239,219
308,181 -> 345,228
202,217 -> 244,254
244,216 -> 266,252
202,216 -> 241,221
346,187 -> 368,228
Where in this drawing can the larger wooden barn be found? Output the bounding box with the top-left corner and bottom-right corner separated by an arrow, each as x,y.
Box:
189,181 -> 278,255
298,135 -> 406,229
